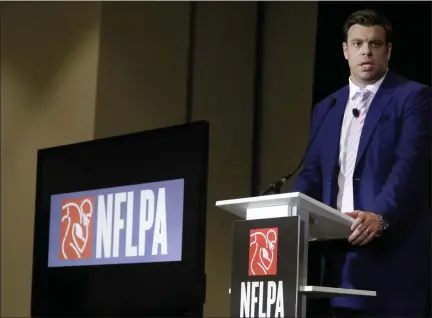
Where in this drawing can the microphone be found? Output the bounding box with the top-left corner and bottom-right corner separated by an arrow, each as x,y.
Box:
260,97 -> 337,196
352,108 -> 359,118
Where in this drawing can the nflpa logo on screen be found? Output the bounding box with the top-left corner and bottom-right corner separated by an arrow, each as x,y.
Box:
248,227 -> 278,276
60,196 -> 94,260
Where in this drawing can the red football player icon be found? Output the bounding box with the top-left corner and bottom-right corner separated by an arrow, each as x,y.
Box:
248,227 -> 278,276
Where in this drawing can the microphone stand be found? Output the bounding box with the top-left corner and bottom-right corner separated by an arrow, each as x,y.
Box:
259,96 -> 337,197
260,163 -> 302,196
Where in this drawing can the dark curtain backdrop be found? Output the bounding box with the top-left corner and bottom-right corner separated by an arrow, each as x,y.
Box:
309,2 -> 431,317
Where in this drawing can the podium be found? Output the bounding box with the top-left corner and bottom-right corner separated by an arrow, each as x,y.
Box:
216,192 -> 376,318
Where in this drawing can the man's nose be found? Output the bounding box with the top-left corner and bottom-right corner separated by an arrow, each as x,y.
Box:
360,43 -> 372,55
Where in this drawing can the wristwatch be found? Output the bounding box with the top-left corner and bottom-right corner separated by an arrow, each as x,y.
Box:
377,214 -> 389,231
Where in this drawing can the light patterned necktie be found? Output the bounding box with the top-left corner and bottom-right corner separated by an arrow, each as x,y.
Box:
344,89 -> 372,178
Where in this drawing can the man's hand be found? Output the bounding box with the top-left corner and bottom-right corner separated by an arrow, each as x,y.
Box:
345,210 -> 382,246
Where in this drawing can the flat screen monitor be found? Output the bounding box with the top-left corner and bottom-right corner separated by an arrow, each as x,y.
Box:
31,121 -> 209,317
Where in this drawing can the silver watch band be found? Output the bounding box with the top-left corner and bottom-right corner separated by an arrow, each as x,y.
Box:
377,214 -> 389,230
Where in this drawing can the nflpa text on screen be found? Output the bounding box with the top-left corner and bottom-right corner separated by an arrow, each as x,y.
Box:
48,179 -> 184,267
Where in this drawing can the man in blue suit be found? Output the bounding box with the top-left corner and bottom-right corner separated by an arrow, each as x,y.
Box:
292,9 -> 431,317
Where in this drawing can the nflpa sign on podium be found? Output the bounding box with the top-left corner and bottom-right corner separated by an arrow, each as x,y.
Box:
230,217 -> 303,318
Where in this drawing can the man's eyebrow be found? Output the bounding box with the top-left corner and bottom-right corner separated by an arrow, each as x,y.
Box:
350,38 -> 384,43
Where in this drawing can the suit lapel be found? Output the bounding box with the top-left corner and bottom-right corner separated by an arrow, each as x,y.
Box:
324,87 -> 349,186
355,73 -> 397,169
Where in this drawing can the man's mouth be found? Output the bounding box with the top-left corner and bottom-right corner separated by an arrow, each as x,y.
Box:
359,61 -> 374,71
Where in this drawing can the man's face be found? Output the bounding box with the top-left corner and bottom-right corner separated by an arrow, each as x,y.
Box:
343,24 -> 391,87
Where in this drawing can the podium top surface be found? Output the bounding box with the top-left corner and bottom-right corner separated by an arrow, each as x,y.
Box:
216,192 -> 354,239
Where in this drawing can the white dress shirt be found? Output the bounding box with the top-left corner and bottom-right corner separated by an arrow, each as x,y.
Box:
336,72 -> 387,213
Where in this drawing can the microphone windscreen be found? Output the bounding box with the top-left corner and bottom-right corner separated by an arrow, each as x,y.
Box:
352,108 -> 359,117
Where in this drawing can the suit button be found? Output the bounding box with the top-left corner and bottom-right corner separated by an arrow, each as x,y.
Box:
354,177 -> 360,181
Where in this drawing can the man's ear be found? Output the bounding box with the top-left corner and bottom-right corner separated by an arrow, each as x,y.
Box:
387,42 -> 392,61
343,42 -> 348,60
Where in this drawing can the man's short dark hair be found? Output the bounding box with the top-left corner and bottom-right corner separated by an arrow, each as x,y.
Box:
343,9 -> 393,44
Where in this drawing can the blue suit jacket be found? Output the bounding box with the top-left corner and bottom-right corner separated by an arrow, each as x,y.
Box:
292,70 -> 431,316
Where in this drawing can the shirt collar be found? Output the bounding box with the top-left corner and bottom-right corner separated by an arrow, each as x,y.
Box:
348,69 -> 388,100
